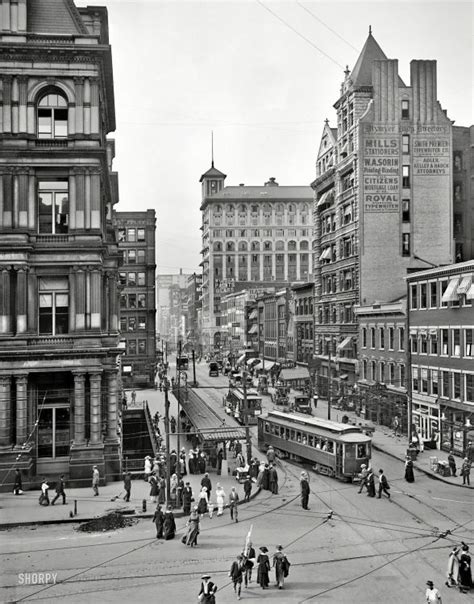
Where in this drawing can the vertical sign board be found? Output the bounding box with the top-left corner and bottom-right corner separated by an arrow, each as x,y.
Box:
412,127 -> 450,176
362,125 -> 400,213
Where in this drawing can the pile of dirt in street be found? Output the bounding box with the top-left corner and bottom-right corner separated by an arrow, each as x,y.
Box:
76,512 -> 137,533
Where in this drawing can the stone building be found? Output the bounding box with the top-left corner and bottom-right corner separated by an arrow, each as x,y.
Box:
407,260 -> 474,451
199,165 -> 313,354
452,126 -> 474,263
312,31 -> 455,387
292,282 -> 314,365
114,210 -> 156,388
0,1 -> 121,489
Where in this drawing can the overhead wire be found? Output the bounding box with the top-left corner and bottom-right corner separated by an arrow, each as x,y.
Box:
295,1 -> 359,52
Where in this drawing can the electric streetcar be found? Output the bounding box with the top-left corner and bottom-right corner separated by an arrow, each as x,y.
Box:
225,387 -> 262,425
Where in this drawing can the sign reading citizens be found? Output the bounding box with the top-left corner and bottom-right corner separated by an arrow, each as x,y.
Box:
363,136 -> 399,213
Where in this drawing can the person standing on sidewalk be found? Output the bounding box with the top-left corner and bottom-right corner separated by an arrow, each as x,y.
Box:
92,465 -> 100,496
377,469 -> 391,499
404,457 -> 415,483
51,475 -> 66,505
448,450 -> 457,477
152,504 -> 165,539
461,458 -> 471,486
123,472 -> 132,502
425,580 -> 442,603
229,486 -> 239,522
269,464 -> 278,494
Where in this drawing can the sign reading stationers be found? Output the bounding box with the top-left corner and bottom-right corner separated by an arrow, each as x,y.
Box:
362,126 -> 399,213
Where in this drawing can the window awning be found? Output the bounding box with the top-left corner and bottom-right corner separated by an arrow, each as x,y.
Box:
441,276 -> 461,303
317,190 -> 333,208
261,360 -> 276,371
457,274 -> 472,295
279,366 -> 310,381
429,328 -> 438,337
336,336 -> 353,352
467,283 -> 474,300
409,328 -> 418,336
248,324 -> 258,335
249,309 -> 258,320
319,248 -> 331,261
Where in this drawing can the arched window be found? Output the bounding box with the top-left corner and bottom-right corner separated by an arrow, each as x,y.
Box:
213,241 -> 222,251
37,91 -> 68,139
300,240 -> 309,250
288,240 -> 297,251
239,204 -> 247,213
238,241 -> 248,251
263,241 -> 272,251
275,240 -> 284,251
226,241 -> 235,252
251,241 -> 260,251
226,204 -> 234,213
276,203 -> 284,213
288,204 -> 295,213
301,203 -> 309,213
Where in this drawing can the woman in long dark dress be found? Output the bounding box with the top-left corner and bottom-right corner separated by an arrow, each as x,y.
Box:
197,486 -> 208,516
162,508 -> 176,540
458,545 -> 472,593
404,457 -> 415,482
366,471 -> 376,497
184,506 -> 200,547
257,546 -> 270,589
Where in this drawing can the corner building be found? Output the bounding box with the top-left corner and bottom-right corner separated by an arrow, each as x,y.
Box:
312,32 -> 454,387
0,1 -> 121,489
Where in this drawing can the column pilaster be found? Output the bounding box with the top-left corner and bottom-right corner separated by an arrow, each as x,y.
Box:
0,267 -> 11,335
0,376 -> 12,447
15,266 -> 27,333
89,372 -> 102,444
15,374 -> 28,447
73,371 -> 86,444
106,370 -> 118,441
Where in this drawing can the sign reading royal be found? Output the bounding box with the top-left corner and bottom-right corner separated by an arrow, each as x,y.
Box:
363,135 -> 399,213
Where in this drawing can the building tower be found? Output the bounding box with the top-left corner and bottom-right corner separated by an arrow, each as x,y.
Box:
0,1 -> 121,489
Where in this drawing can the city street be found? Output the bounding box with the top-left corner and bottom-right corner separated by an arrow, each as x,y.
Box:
1,362 -> 472,603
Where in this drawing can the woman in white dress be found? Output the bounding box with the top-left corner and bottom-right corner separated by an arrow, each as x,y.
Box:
215,483 -> 226,516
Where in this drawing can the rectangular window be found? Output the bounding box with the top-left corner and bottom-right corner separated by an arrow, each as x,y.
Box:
465,329 -> 474,357
412,366 -> 419,392
118,228 -> 126,242
128,293 -> 137,308
402,199 -> 410,222
362,327 -> 367,348
402,165 -> 410,188
411,334 -> 418,353
128,317 -> 136,331
420,334 -> 428,354
431,369 -> 439,395
410,284 -> 418,309
38,278 -> 69,335
452,329 -> 461,356
441,371 -> 450,398
400,364 -> 406,387
128,272 -> 136,286
120,294 -> 127,308
466,374 -> 474,402
119,317 -> 127,332
119,272 -> 126,286
128,340 -> 136,355
38,180 -> 69,234
370,327 -> 375,349
138,339 -> 147,354
128,250 -> 136,264
402,134 -> 410,154
137,272 -> 146,286
388,327 -> 394,350
421,368 -> 428,394
401,100 -> 409,119
429,282 -> 437,308
420,283 -> 427,309
137,250 -> 146,264
138,293 -> 146,308
379,327 -> 385,350
138,316 -> 146,330
453,372 -> 461,400
402,233 -> 410,256
399,327 -> 405,351
127,228 -> 136,242
439,279 -> 448,308
137,228 -> 145,241
441,329 -> 449,355
379,362 -> 385,382
430,333 -> 438,355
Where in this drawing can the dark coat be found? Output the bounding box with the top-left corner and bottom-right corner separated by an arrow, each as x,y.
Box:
257,553 -> 270,587
152,509 -> 165,537
201,476 -> 212,493
55,477 -> 65,493
244,478 -> 252,494
404,460 -> 415,482
300,479 -> 310,496
182,486 -> 193,514
162,511 -> 176,540
230,560 -> 244,582
149,475 -> 159,497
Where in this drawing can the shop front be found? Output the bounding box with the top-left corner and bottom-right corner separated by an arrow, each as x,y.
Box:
411,397 -> 440,449
440,401 -> 474,455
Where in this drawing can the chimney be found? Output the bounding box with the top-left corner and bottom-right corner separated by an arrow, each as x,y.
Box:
265,177 -> 279,187
239,183 -> 245,187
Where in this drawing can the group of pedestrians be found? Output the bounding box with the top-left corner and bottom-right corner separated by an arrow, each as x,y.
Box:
227,543 -> 291,599
446,542 -> 472,593
195,474 -> 241,521
357,466 -> 391,498
152,504 -> 176,540
37,475 -> 67,506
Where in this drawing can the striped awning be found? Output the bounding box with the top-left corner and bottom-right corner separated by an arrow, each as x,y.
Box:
317,190 -> 333,208
457,275 -> 472,295
248,324 -> 258,335
441,276 -> 461,303
337,336 -> 353,351
248,309 -> 258,320
319,248 -> 331,261
467,283 -> 474,300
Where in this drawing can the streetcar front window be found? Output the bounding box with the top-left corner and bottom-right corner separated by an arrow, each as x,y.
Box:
357,443 -> 368,458
264,422 -> 270,433
280,427 -> 285,438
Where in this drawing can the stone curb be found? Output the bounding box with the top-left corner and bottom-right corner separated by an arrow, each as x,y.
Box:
372,443 -> 474,490
0,486 -> 262,529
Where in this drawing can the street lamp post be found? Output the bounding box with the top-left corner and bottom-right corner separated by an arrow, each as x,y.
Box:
163,377 -> 171,502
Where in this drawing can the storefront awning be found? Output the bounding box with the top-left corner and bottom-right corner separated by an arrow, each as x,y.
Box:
319,248 -> 331,261
248,309 -> 258,320
279,366 -> 310,381
317,190 -> 333,208
441,276 -> 461,303
248,324 -> 258,335
467,283 -> 474,300
457,274 -> 472,295
261,360 -> 276,371
336,336 -> 353,352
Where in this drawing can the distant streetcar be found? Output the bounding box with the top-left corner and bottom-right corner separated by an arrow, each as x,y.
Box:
257,410 -> 371,481
225,387 -> 262,425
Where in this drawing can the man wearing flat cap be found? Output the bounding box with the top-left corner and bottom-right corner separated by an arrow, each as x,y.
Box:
425,580 -> 442,603
198,574 -> 217,603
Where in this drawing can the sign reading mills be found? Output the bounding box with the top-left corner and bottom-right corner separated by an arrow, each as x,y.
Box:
363,136 -> 399,213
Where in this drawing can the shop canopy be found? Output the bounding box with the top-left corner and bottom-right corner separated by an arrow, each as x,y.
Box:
279,366 -> 310,381
457,274 -> 472,295
441,276 -> 461,303
248,309 -> 258,320
336,336 -> 353,352
261,360 -> 277,371
248,324 -> 258,334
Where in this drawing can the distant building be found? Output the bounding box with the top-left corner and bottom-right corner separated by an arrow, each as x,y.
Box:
292,282 -> 315,366
407,260 -> 474,452
452,126 -> 474,263
185,273 -> 202,354
354,298 -> 408,433
156,270 -> 191,351
199,166 -> 313,354
114,210 -> 156,388
312,31 -> 456,387
0,2 -> 121,488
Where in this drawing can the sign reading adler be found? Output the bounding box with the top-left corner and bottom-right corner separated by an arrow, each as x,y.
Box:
363,137 -> 399,213
413,138 -> 449,175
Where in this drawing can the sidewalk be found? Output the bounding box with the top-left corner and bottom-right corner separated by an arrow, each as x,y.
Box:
0,464 -> 258,528
310,394 -> 473,490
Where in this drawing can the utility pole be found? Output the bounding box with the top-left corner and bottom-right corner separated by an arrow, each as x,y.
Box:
327,340 -> 332,421
243,369 -> 248,427
192,349 -> 197,387
176,340 -> 182,460
164,379 -> 171,502
245,426 -> 252,466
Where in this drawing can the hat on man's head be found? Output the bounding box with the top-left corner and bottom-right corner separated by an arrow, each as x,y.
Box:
201,574 -> 211,580
259,546 -> 268,553
426,581 -> 434,587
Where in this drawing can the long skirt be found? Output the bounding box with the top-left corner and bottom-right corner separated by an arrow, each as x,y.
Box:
197,497 -> 208,514
257,564 -> 269,587
216,496 -> 224,515
405,466 -> 415,483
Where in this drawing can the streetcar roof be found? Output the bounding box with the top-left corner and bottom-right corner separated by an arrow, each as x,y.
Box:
263,410 -> 368,436
228,387 -> 261,400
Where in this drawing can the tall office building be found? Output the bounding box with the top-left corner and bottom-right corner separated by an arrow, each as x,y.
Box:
199,166 -> 313,353
114,210 -> 156,388
0,1 -> 121,488
312,31 -> 454,387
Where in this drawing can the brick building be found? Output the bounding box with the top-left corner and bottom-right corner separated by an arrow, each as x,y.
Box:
407,260 -> 474,452
453,126 -> 474,263
114,210 -> 156,388
0,1 -> 121,488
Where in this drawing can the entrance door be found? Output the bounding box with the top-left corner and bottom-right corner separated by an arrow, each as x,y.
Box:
38,407 -> 70,459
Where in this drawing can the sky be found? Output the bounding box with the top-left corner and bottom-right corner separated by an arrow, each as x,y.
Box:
83,0 -> 473,275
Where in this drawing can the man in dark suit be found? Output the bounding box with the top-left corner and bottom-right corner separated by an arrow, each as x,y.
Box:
51,475 -> 66,505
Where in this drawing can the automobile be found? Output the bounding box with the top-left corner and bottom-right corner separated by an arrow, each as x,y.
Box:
292,394 -> 312,415
209,362 -> 219,377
